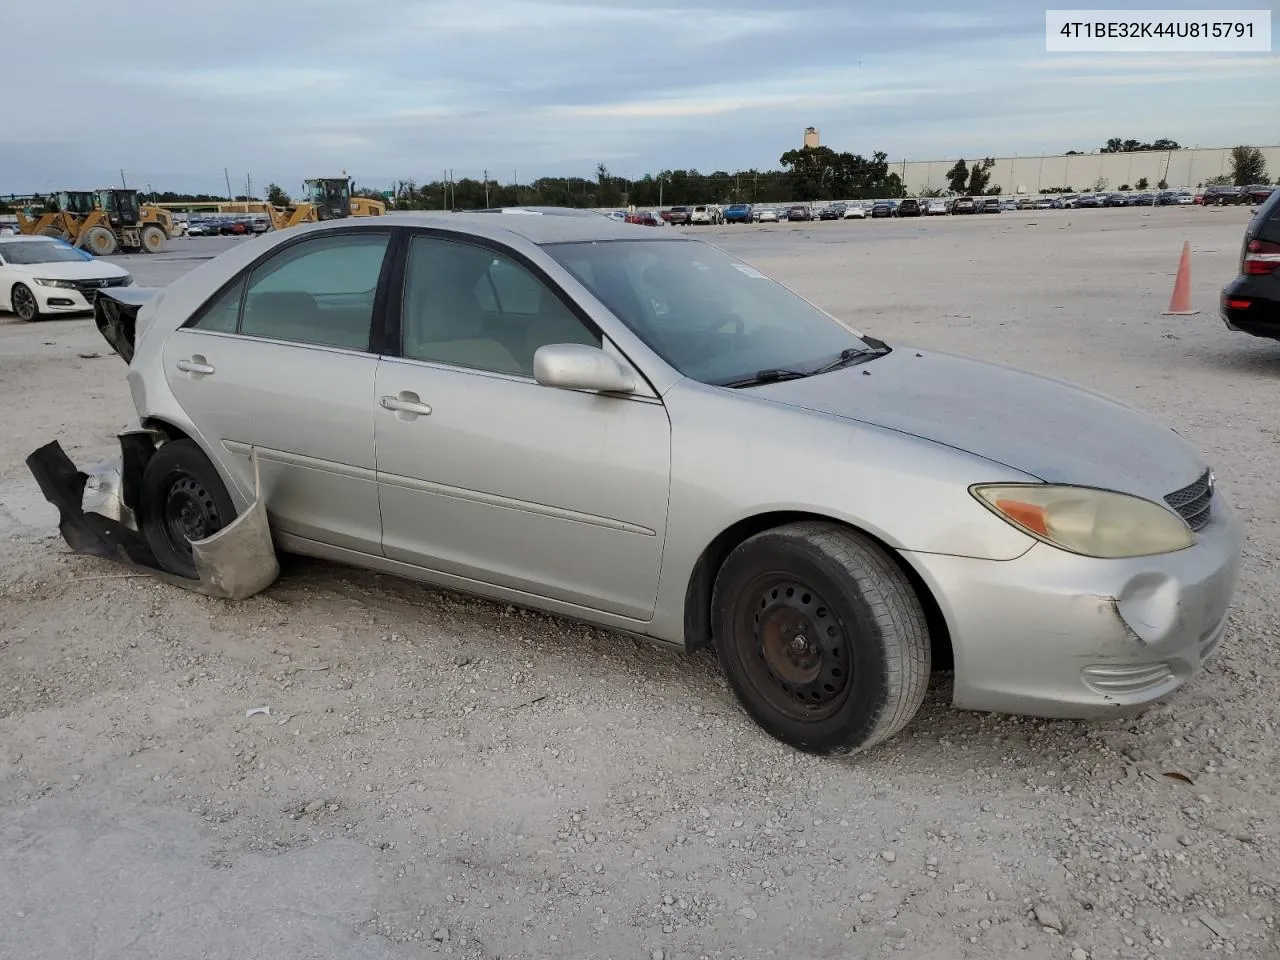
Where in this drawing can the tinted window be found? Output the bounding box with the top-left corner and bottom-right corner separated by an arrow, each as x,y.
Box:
239,233 -> 389,349
0,240 -> 89,264
194,276 -> 245,333
401,235 -> 598,377
546,238 -> 873,386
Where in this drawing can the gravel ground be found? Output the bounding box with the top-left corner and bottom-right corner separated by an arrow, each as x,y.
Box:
1,207 -> 1277,960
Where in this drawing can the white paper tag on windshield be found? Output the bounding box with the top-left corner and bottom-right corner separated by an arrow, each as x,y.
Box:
732,263 -> 767,279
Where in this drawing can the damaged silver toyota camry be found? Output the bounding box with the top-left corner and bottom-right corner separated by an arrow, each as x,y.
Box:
30,208 -> 1243,755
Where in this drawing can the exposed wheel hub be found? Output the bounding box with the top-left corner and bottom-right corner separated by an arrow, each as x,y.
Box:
163,476 -> 221,556
753,581 -> 851,711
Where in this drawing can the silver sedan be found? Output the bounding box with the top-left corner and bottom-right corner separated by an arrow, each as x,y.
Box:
37,209 -> 1243,755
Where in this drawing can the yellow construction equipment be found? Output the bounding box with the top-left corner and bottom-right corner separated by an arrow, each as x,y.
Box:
83,189 -> 177,254
217,177 -> 386,232
16,189 -> 176,255
302,176 -> 386,220
15,191 -> 97,241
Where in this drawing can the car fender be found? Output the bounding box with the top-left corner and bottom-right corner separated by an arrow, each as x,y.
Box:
645,379 -> 1038,644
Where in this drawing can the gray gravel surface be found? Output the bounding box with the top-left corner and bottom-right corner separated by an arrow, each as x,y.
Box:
1,207 -> 1277,960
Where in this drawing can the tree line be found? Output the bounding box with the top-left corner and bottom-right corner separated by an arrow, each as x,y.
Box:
1,143 -> 1272,215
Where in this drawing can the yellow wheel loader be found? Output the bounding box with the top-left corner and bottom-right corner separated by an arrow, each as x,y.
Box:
256,178 -> 387,232
78,189 -> 175,255
19,190 -> 175,255
215,178 -> 386,233
15,191 -> 97,241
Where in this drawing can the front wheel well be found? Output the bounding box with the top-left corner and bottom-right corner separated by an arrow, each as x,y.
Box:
140,417 -> 192,444
681,511 -> 953,671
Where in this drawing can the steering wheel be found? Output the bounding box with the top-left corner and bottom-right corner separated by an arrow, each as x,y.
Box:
697,311 -> 745,336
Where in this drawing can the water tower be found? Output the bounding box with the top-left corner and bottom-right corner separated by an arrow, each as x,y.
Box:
803,127 -> 820,149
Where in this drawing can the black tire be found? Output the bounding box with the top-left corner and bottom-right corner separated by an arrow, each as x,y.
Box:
11,283 -> 39,322
140,224 -> 166,253
711,522 -> 930,755
82,225 -> 118,256
140,439 -> 237,579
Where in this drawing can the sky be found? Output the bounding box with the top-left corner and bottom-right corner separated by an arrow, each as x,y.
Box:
1,0 -> 1276,195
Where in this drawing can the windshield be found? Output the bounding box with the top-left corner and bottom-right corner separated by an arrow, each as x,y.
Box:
0,240 -> 90,264
544,239 -> 876,386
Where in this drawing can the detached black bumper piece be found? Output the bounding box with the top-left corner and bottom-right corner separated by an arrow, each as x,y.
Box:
26,436 -> 160,569
26,436 -> 280,600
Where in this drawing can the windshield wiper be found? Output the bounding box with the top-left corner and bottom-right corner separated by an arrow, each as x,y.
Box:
719,368 -> 811,389
809,344 -> 891,376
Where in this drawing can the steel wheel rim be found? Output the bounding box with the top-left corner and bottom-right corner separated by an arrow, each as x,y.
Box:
161,474 -> 223,559
735,575 -> 853,722
12,286 -> 36,320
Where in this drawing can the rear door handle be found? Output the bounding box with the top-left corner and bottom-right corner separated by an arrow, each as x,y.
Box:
380,392 -> 432,418
176,357 -> 215,376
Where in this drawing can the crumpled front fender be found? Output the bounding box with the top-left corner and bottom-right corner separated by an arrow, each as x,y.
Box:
26,434 -> 278,601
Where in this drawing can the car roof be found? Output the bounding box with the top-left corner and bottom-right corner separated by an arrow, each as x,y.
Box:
0,235 -> 58,244
309,208 -> 690,246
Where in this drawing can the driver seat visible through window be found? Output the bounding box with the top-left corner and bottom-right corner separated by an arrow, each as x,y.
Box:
401,236 -> 598,377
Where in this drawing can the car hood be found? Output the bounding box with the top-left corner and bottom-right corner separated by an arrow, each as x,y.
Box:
7,259 -> 130,280
751,347 -> 1206,501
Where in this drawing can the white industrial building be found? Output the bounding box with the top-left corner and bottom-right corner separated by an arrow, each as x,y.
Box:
893,146 -> 1280,195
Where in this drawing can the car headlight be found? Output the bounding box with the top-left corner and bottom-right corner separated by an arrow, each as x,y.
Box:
971,484 -> 1195,558
32,278 -> 77,289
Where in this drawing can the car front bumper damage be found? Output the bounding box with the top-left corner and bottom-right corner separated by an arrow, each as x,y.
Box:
26,428 -> 279,601
904,493 -> 1243,719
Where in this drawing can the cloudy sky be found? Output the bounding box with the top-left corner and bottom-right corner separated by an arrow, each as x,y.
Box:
2,0 -> 1276,195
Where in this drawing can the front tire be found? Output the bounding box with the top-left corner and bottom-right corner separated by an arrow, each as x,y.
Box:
140,224 -> 166,253
140,439 -> 238,579
711,522 -> 930,754
11,283 -> 40,322
82,225 -> 118,256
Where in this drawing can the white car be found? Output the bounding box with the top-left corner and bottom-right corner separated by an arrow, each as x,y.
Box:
843,204 -> 866,219
757,208 -> 779,223
925,200 -> 949,216
0,236 -> 133,321
689,204 -> 722,225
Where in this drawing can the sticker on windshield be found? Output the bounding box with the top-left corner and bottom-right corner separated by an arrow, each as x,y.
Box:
732,263 -> 767,279
690,260 -> 711,271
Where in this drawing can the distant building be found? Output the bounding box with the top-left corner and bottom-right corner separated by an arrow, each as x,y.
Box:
803,127 -> 820,150
895,144 -> 1280,195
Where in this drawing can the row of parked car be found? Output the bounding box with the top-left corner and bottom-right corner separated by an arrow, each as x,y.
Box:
613,185 -> 1276,228
183,215 -> 271,237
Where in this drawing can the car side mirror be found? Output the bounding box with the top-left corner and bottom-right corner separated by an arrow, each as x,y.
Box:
533,343 -> 637,394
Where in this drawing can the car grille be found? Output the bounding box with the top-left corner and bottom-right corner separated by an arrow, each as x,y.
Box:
70,277 -> 130,295
1165,469 -> 1213,532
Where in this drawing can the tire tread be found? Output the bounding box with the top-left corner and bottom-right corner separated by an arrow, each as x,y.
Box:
713,521 -> 931,754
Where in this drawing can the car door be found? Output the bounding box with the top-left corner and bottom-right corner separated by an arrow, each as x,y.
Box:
161,228 -> 393,554
374,232 -> 671,620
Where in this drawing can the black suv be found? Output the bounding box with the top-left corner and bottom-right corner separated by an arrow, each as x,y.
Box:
951,196 -> 977,214
1203,186 -> 1247,206
1221,187 -> 1280,339
897,198 -> 922,217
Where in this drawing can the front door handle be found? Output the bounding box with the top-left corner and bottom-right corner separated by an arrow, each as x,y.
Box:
176,357 -> 215,376
380,392 -> 432,419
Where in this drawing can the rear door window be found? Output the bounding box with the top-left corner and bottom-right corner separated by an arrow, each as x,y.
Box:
237,232 -> 390,350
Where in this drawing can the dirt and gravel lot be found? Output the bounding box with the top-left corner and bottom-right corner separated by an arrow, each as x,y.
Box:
2,207 -> 1278,960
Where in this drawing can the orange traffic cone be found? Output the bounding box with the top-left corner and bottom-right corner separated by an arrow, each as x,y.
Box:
1162,241 -> 1199,315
